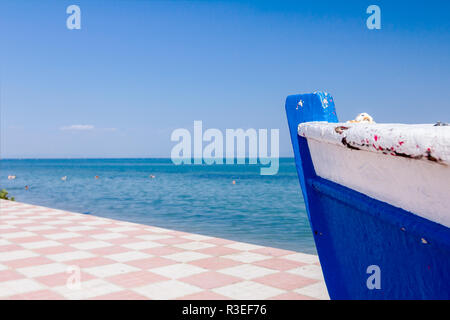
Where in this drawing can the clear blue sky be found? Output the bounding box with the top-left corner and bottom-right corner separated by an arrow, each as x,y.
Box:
1,0 -> 449,158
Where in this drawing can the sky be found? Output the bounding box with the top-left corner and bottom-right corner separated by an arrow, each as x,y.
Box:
1,0 -> 449,158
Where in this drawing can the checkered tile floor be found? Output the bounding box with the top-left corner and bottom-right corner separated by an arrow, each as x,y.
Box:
0,199 -> 329,300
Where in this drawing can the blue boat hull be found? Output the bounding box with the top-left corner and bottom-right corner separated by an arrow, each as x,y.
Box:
285,92 -> 450,299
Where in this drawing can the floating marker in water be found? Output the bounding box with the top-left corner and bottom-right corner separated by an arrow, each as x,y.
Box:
61,176 -> 67,181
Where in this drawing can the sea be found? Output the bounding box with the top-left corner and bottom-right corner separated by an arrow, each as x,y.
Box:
0,158 -> 315,253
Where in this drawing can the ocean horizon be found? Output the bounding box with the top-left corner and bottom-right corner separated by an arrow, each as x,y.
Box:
0,158 -> 315,254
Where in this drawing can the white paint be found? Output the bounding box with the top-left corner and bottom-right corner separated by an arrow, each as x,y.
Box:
299,122 -> 450,165
298,122 -> 450,228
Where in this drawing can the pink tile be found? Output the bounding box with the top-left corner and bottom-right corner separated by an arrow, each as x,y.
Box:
155,237 -> 191,245
90,290 -> 148,300
141,246 -> 183,256
253,273 -> 318,291
271,292 -> 317,300
89,246 -> 129,256
0,228 -> 21,234
32,229 -> 61,235
36,271 -> 94,287
0,244 -> 23,252
76,229 -> 108,236
34,245 -> 74,255
106,270 -> 169,288
3,256 -> 54,269
190,257 -> 241,270
108,238 -> 139,245
197,246 -> 239,257
251,247 -> 295,257
167,230 -> 191,237
0,269 -> 25,282
8,289 -> 64,300
129,257 -> 176,270
13,235 -> 48,244
180,271 -> 240,289
122,229 -> 150,237
178,291 -> 230,300
253,258 -> 305,271
55,237 -> 86,245
203,238 -> 236,245
68,257 -> 116,268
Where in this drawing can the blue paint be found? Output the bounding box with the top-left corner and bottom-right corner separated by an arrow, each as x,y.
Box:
285,91 -> 450,299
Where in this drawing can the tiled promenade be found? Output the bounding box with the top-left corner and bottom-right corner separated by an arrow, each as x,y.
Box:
0,199 -> 329,300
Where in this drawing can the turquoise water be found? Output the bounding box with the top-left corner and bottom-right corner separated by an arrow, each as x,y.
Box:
0,159 -> 315,253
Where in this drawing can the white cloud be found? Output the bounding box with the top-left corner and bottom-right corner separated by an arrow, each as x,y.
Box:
60,124 -> 95,131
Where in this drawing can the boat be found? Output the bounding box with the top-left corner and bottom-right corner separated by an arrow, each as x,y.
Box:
285,91 -> 450,299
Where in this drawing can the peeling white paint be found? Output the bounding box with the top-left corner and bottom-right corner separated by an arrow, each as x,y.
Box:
298,122 -> 450,228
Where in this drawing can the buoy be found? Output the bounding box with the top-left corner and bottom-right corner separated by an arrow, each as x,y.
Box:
61,176 -> 67,181
95,176 -> 99,179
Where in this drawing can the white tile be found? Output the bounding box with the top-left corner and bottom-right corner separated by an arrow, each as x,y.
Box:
121,241 -> 163,250
1,231 -> 35,239
21,240 -> 62,249
28,216 -> 51,220
81,220 -> 110,226
174,242 -> 215,251
59,215 -> 86,220
17,263 -> 68,278
223,252 -> 270,263
294,281 -> 330,300
287,265 -> 325,280
71,241 -> 112,250
218,264 -> 277,280
0,279 -> 45,298
164,251 -> 210,263
136,234 -> 173,241
45,232 -> 82,240
23,225 -> 56,231
150,263 -> 207,279
40,211 -> 64,216
144,227 -> 170,234
213,281 -> 284,300
4,219 -> 34,225
283,253 -> 319,264
106,251 -> 152,262
0,250 -> 38,262
134,280 -> 202,299
48,251 -> 96,262
225,242 -> 263,251
181,234 -> 212,241
44,220 -> 72,225
84,263 -> 139,278
53,279 -> 122,300
0,239 -> 11,246
0,215 -> 18,220
106,226 -> 139,233
91,233 -> 126,240
0,225 -> 16,230
64,226 -> 96,232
